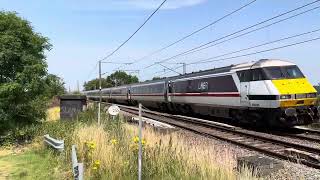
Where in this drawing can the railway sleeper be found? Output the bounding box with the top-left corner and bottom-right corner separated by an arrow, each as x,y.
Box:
284,148 -> 320,164
250,142 -> 272,148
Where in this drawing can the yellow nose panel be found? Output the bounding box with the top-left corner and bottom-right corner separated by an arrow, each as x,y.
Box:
272,78 -> 317,94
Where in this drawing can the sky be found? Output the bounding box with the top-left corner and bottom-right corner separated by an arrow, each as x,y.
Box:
1,0 -> 319,90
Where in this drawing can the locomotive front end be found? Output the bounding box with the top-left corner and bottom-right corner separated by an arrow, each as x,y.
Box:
268,66 -> 319,126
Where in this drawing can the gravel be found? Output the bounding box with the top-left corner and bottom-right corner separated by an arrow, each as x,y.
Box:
175,129 -> 320,180
122,111 -> 320,179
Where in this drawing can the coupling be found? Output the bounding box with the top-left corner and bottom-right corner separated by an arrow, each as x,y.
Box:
285,108 -> 297,117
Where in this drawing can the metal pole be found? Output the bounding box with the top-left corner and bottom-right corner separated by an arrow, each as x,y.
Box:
98,60 -> 102,125
183,63 -> 186,74
138,103 -> 142,180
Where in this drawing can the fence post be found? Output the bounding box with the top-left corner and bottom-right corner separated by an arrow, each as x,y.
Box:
138,103 -> 142,180
72,145 -> 84,180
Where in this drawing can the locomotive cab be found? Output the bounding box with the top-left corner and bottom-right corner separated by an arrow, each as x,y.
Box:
237,59 -> 318,127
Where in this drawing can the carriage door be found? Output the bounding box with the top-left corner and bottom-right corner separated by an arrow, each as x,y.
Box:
127,87 -> 131,102
239,70 -> 250,107
165,81 -> 172,103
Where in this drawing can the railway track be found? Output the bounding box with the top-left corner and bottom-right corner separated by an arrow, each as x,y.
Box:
277,131 -> 320,144
110,103 -> 320,169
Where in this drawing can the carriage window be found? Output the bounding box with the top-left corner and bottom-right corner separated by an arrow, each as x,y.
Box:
237,70 -> 251,82
251,69 -> 266,81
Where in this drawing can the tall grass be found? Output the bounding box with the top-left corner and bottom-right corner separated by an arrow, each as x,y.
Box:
2,104 -> 256,179
46,106 -> 60,121
72,116 -> 256,179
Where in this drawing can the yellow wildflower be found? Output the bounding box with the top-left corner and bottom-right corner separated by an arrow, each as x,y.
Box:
86,141 -> 96,149
142,139 -> 146,145
133,136 -> 139,143
132,136 -> 146,145
110,139 -> 118,145
94,160 -> 100,167
92,166 -> 98,170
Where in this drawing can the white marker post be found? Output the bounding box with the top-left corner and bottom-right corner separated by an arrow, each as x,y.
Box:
138,103 -> 142,180
98,60 -> 102,125
108,105 -> 120,121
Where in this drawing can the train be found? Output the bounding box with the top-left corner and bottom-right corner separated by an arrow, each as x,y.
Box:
83,59 -> 319,127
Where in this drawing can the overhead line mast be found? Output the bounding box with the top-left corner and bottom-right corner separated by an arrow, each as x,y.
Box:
96,0 -> 167,124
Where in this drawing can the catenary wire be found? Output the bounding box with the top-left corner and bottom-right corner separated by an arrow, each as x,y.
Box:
144,0 -> 320,69
113,0 -> 258,72
178,6 -> 320,58
156,37 -> 320,77
98,0 -> 167,62
189,28 -> 320,65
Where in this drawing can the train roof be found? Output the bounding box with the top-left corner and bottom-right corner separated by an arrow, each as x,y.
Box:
232,59 -> 296,69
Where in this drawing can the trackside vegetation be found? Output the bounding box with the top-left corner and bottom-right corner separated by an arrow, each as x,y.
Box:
0,11 -> 65,134
0,105 -> 257,179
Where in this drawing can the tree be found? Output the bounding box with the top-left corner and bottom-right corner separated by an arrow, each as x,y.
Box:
83,78 -> 112,91
152,76 -> 164,80
44,74 -> 66,97
83,71 -> 139,91
106,71 -> 138,87
0,11 -> 54,132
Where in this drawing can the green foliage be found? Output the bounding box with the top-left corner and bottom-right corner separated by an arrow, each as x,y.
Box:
106,71 -> 139,87
43,74 -> 66,97
152,76 -> 163,80
83,71 -> 139,90
314,85 -> 320,94
0,11 -> 65,133
83,78 -> 111,91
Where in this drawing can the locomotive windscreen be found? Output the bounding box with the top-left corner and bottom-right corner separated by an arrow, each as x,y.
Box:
263,65 -> 304,80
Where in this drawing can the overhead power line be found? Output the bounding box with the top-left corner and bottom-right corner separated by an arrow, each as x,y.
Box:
99,0 -> 167,62
119,0 -> 258,67
156,36 -> 320,77
193,37 -> 320,64
189,28 -> 320,65
177,6 -> 320,58
144,0 -> 320,69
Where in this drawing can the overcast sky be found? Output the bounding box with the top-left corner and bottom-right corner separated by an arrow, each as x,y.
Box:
1,0 -> 319,90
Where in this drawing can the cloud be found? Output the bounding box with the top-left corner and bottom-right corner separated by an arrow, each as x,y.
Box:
127,0 -> 207,10
66,0 -> 207,12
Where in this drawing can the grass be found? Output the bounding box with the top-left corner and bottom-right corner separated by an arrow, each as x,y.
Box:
0,147 -> 66,179
71,116 -> 257,179
0,106 -> 257,179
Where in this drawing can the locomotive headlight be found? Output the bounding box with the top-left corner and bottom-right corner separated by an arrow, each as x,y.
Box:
306,93 -> 317,98
280,95 -> 292,99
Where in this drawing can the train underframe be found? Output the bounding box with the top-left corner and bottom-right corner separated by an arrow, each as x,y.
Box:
89,97 -> 319,128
